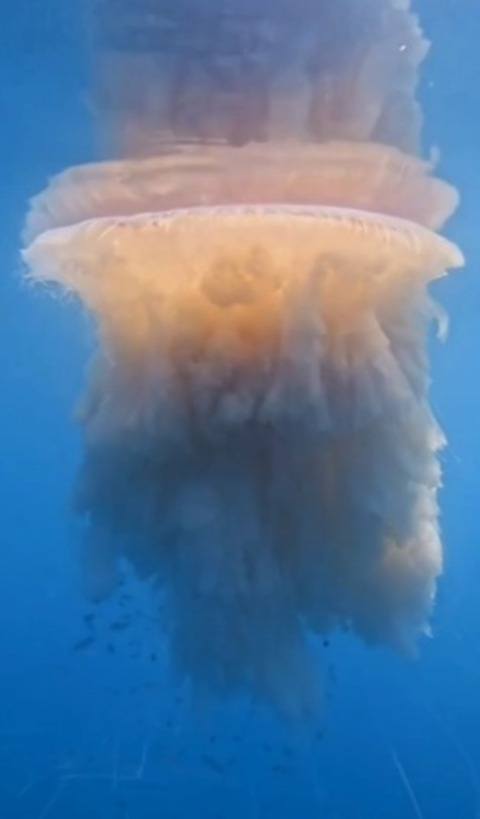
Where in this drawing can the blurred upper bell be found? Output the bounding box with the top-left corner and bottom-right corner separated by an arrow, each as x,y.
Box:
87,0 -> 429,157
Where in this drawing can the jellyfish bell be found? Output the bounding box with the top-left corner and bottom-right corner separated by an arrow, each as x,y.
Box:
22,0 -> 463,718
23,141 -> 459,243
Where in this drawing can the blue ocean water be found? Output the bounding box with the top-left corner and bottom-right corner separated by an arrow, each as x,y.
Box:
1,2 -> 480,817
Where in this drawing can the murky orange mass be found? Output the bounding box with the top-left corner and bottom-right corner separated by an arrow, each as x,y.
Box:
23,0 -> 463,718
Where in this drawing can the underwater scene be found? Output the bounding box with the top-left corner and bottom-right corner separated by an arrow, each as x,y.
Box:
1,1 -> 480,817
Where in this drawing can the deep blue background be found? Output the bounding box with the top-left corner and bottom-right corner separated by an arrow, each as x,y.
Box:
1,2 -> 480,817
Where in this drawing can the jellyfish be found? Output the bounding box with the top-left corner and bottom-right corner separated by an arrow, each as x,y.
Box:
22,0 -> 463,718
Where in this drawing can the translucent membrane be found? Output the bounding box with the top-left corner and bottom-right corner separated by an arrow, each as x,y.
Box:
24,142 -> 458,243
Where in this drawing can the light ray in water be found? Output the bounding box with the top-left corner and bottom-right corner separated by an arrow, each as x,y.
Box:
390,746 -> 425,819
